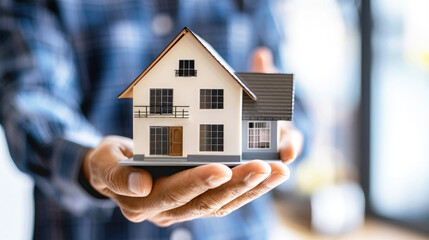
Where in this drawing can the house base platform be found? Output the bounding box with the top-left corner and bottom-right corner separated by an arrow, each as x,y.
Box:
118,158 -> 281,167
119,158 -> 282,179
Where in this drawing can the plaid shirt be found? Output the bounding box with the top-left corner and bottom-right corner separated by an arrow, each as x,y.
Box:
0,0 -> 303,239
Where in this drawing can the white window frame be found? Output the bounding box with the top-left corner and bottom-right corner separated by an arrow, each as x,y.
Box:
248,121 -> 271,149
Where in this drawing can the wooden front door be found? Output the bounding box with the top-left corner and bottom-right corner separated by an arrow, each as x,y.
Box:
169,127 -> 183,156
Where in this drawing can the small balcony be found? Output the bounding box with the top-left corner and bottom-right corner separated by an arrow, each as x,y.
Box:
175,69 -> 197,77
134,105 -> 189,118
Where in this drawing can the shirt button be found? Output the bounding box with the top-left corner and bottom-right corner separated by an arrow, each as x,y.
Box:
152,13 -> 173,37
170,228 -> 193,240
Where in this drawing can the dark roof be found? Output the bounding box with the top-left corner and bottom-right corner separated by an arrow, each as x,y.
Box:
119,27 -> 256,100
236,73 -> 294,121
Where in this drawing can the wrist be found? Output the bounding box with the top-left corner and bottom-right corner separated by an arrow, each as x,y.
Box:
78,148 -> 107,199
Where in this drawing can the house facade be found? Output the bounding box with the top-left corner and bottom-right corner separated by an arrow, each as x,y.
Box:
119,28 -> 294,164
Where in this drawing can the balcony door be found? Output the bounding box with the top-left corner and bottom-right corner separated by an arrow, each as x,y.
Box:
150,89 -> 173,114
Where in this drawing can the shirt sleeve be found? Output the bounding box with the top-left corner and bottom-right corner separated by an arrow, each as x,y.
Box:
0,1 -> 116,216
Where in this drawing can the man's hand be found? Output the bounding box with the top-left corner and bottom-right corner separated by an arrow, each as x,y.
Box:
251,47 -> 304,164
81,48 -> 303,226
82,136 -> 289,226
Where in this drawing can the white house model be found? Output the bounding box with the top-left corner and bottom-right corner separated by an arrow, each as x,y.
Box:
118,28 -> 294,166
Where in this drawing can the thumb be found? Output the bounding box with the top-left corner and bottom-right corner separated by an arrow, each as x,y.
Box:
104,166 -> 153,197
250,47 -> 277,73
278,123 -> 304,164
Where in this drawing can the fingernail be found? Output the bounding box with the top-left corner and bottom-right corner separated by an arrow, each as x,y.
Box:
128,172 -> 144,195
245,172 -> 269,186
265,173 -> 288,188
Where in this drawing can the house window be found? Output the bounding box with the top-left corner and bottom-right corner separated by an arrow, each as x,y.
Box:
176,60 -> 197,77
200,124 -> 224,151
248,122 -> 271,149
150,89 -> 173,114
200,89 -> 224,109
150,127 -> 169,155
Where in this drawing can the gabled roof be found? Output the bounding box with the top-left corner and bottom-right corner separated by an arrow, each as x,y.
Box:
237,73 -> 294,121
118,27 -> 257,100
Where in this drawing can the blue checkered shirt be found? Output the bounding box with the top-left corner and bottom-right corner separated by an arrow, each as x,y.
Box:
0,0 -> 309,239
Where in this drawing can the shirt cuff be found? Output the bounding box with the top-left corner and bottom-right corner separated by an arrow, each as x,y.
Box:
52,139 -> 116,217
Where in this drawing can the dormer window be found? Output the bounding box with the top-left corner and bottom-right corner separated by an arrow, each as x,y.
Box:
176,60 -> 197,77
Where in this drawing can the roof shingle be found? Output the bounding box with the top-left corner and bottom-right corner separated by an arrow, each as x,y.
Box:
236,73 -> 294,121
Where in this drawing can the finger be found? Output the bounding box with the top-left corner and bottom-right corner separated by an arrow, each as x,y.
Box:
120,142 -> 133,158
212,162 -> 289,217
145,163 -> 232,212
250,47 -> 277,73
153,160 -> 271,224
278,123 -> 304,164
111,163 -> 232,223
87,137 -> 141,197
104,136 -> 134,159
100,138 -> 150,197
103,166 -> 153,197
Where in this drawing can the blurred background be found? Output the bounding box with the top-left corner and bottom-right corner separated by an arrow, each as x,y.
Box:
0,0 -> 428,239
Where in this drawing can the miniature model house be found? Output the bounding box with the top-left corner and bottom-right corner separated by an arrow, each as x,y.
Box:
118,27 -> 294,165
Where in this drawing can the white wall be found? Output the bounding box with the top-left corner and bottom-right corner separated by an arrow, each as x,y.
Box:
133,33 -> 243,157
0,127 -> 34,240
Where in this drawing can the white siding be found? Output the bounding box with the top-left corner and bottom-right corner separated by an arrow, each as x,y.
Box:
133,33 -> 242,157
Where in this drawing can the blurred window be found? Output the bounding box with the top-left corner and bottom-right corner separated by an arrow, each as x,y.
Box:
368,0 -> 429,233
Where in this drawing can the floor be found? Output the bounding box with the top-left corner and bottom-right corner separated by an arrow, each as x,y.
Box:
273,200 -> 429,240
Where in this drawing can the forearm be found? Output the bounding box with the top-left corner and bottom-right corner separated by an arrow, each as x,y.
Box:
0,2 -> 115,216
1,99 -> 115,215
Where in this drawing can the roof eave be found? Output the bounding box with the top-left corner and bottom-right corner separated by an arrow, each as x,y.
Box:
117,27 -> 257,100
117,28 -> 190,99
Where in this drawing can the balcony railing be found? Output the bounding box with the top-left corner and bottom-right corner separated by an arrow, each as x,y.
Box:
175,69 -> 197,77
134,105 -> 189,118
